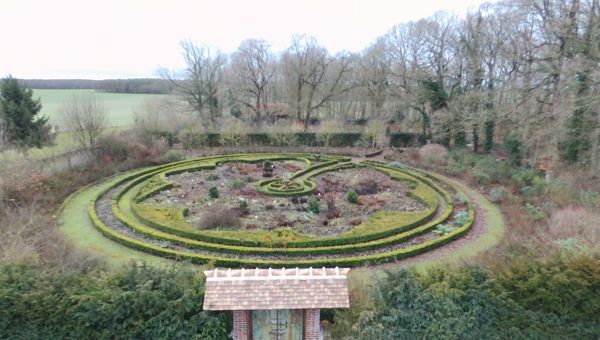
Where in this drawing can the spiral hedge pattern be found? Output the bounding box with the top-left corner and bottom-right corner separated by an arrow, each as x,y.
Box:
74,153 -> 475,267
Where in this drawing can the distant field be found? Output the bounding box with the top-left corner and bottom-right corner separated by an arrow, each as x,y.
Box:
0,127 -> 127,162
0,89 -> 169,162
33,89 -> 168,128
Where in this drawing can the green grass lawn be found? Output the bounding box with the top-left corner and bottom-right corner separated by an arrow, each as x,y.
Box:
0,89 -> 169,162
0,127 -> 126,162
34,89 -> 167,128
59,173 -> 175,269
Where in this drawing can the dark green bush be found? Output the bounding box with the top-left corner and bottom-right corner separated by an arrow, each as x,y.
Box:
206,174 -> 220,181
389,132 -> 426,147
347,189 -> 358,204
208,187 -> 219,199
307,197 -> 320,214
332,255 -> 600,339
0,265 -> 229,339
472,156 -> 508,184
503,133 -> 522,167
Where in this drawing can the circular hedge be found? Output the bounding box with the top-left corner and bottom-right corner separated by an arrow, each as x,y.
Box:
65,153 -> 476,267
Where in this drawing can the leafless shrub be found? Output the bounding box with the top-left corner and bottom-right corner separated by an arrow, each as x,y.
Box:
134,97 -> 192,144
362,119 -> 387,148
546,206 -> 600,249
356,179 -> 379,195
219,117 -> 250,146
200,207 -> 241,229
418,143 -> 448,166
0,203 -> 102,270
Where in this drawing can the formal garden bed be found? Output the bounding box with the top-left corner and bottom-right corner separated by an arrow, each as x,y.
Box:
58,153 -> 483,267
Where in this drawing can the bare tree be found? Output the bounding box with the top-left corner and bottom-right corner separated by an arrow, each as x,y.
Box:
358,38 -> 391,118
282,35 -> 355,130
59,94 -> 106,158
160,40 -> 226,120
231,39 -> 275,122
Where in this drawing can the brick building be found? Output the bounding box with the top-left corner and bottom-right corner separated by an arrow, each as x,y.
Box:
203,267 -> 350,340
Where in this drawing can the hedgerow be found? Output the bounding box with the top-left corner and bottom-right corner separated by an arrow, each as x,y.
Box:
0,264 -> 230,339
331,254 -> 600,339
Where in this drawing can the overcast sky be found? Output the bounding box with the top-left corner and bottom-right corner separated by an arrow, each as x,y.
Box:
1,0 -> 491,79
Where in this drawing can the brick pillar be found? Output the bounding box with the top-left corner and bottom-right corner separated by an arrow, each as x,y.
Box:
304,308 -> 320,340
232,310 -> 250,340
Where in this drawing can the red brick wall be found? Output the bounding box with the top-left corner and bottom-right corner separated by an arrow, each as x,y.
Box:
305,308 -> 320,340
233,310 -> 250,340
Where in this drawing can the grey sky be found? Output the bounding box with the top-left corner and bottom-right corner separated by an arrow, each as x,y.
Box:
1,0 -> 491,79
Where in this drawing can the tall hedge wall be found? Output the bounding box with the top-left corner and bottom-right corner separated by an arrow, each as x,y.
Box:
389,132 -> 427,147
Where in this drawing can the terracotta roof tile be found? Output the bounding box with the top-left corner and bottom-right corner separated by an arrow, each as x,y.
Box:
203,267 -> 350,311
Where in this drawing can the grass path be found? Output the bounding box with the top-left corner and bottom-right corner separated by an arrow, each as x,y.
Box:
363,171 -> 506,276
58,172 -> 174,269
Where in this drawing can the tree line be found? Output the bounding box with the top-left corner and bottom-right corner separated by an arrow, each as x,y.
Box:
164,0 -> 599,171
16,78 -> 173,94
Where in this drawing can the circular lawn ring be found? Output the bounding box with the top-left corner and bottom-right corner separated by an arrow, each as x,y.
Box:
64,153 -> 480,268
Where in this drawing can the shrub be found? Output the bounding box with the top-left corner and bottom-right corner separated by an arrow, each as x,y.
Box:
0,264 -> 230,339
307,197 -> 320,214
418,143 -> 448,166
346,189 -> 358,204
387,161 -> 407,169
524,203 -> 544,220
503,133 -> 522,166
545,177 -> 577,205
489,186 -> 506,203
445,159 -> 467,176
263,159 -> 272,169
332,257 -> 600,339
200,207 -> 241,229
363,119 -> 387,148
229,179 -> 245,190
433,223 -> 455,235
454,193 -> 467,205
219,118 -> 249,146
473,156 -> 507,184
473,167 -> 492,184
161,149 -> 184,163
178,126 -> 207,149
96,134 -> 129,162
547,206 -> 600,249
239,198 -> 248,209
389,132 -> 426,147
511,169 -> 536,186
356,179 -> 379,195
208,187 -> 219,199
577,190 -> 600,208
206,174 -> 220,181
270,133 -> 297,146
454,211 -> 469,226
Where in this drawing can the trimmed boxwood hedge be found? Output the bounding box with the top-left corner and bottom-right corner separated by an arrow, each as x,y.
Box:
88,193 -> 474,267
117,159 -> 442,248
79,153 -> 475,267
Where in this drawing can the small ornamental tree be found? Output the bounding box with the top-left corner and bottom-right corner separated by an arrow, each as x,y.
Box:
307,197 -> 320,214
0,76 -> 51,148
208,186 -> 219,199
346,189 -> 358,204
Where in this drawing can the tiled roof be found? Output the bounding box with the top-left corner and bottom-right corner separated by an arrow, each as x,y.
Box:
203,267 -> 350,311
